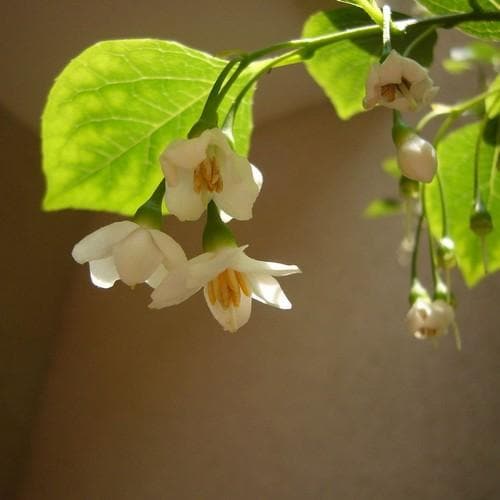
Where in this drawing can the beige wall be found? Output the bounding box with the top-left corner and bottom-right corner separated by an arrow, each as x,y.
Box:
16,104 -> 500,499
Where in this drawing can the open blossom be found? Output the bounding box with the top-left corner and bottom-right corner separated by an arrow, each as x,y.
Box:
160,128 -> 260,222
72,221 -> 187,288
364,50 -> 438,112
405,298 -> 454,340
396,133 -> 437,182
149,245 -> 300,333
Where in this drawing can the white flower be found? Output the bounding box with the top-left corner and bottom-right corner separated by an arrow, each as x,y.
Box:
364,50 -> 439,112
72,221 -> 187,288
396,133 -> 437,182
149,245 -> 301,333
160,128 -> 260,222
405,298 -> 454,340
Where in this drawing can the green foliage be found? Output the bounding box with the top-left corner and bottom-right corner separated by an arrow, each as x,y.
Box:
42,40 -> 256,215
417,0 -> 500,41
426,120 -> 500,286
486,75 -> 500,118
382,156 -> 400,178
337,0 -> 383,25
302,8 -> 437,120
443,41 -> 500,74
364,198 -> 402,218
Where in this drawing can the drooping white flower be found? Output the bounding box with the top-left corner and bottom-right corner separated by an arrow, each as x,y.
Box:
160,128 -> 260,222
405,298 -> 454,340
72,221 -> 187,288
364,50 -> 439,112
149,245 -> 300,333
396,133 -> 437,182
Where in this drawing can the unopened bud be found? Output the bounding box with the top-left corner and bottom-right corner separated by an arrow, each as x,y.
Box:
409,279 -> 430,305
436,236 -> 456,269
470,201 -> 493,237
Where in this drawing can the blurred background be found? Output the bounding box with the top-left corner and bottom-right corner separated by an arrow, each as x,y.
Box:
1,1 -> 499,499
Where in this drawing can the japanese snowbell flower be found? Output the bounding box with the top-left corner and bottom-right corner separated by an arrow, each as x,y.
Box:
149,245 -> 301,333
396,133 -> 437,182
364,50 -> 438,112
405,298 -> 454,340
72,221 -> 187,288
160,128 -> 260,222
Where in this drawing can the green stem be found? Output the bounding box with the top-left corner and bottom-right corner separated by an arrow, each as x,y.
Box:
133,181 -> 165,229
410,212 -> 424,283
473,113 -> 489,203
436,171 -> 448,237
403,25 -> 436,58
422,185 -> 438,290
381,5 -> 392,60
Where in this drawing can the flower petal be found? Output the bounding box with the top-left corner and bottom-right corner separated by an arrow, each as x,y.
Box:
149,266 -> 200,308
203,286 -> 252,333
89,256 -> 120,289
378,50 -> 405,84
164,166 -> 208,221
145,265 -> 168,288
235,253 -> 301,277
160,135 -> 210,173
247,273 -> 292,309
112,229 -> 163,287
149,230 -> 187,268
215,155 -> 259,221
72,221 -> 137,264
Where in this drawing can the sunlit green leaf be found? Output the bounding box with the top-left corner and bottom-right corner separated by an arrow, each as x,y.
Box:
42,39 -> 256,215
382,156 -> 400,178
417,0 -> 500,41
364,198 -> 402,218
486,75 -> 500,118
426,120 -> 500,286
443,59 -> 473,74
302,8 -> 437,119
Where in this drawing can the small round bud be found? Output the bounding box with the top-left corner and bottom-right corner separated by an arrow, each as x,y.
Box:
436,236 -> 456,269
470,201 -> 493,237
396,134 -> 437,183
433,279 -> 450,302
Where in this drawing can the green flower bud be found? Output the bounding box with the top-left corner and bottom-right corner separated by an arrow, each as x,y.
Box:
470,200 -> 493,237
436,236 -> 456,269
433,279 -> 450,302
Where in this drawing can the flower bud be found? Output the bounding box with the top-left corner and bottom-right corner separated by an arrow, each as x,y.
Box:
396,133 -> 437,183
436,236 -> 456,269
470,201 -> 493,237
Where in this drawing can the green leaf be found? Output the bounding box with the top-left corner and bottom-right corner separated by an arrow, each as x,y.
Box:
337,0 -> 383,25
442,59 -> 473,74
426,120 -> 500,286
42,39 -> 256,215
364,198 -> 402,218
486,75 -> 500,118
416,0 -> 500,41
382,156 -> 400,178
302,8 -> 437,119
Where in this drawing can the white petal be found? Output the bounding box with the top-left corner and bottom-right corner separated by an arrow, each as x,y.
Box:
378,50 -> 405,85
149,229 -> 187,268
145,265 -> 168,288
397,135 -> 437,183
219,164 -> 263,223
160,135 -> 210,173
89,256 -> 119,289
248,273 -> 292,309
214,154 -> 259,221
401,55 -> 429,83
363,64 -> 381,110
203,286 -> 252,333
149,266 -> 200,308
112,229 -> 163,287
405,299 -> 432,335
72,221 -> 137,264
164,166 -> 208,221
234,252 -> 301,277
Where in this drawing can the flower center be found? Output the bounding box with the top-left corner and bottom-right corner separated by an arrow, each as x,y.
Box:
380,78 -> 413,104
193,157 -> 223,194
207,268 -> 251,309
416,327 -> 438,339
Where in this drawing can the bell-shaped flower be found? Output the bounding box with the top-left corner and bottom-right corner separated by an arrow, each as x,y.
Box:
149,245 -> 301,333
72,221 -> 187,289
160,128 -> 260,222
405,298 -> 454,340
396,133 -> 437,182
364,50 -> 438,112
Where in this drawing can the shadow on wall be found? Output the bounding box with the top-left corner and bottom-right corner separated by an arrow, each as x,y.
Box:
0,105 -> 90,498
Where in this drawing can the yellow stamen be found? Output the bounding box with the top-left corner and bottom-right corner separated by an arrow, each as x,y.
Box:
193,156 -> 223,193
235,271 -> 251,297
207,280 -> 216,305
206,269 -> 252,309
